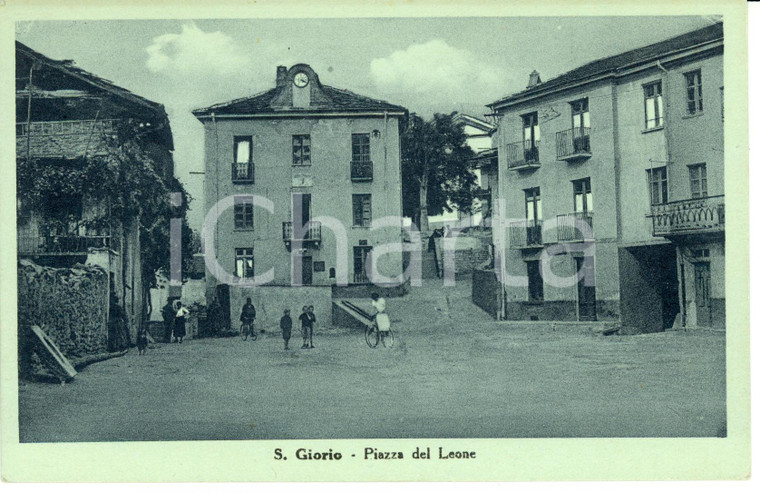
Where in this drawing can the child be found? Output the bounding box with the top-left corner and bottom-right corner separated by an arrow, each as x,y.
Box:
280,309 -> 292,350
137,329 -> 149,355
298,306 -> 311,349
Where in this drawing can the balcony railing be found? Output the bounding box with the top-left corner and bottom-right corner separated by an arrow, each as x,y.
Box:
17,235 -> 114,256
510,220 -> 543,249
351,160 -> 373,182
282,221 -> 322,249
16,119 -> 120,158
16,119 -> 118,137
231,162 -> 254,183
505,140 -> 540,170
556,127 -> 592,161
556,212 -> 594,242
650,195 -> 725,237
354,270 -> 370,284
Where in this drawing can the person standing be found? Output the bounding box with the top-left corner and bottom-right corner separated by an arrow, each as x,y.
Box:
280,309 -> 292,350
161,299 -> 175,343
239,297 -> 257,339
298,306 -> 311,349
307,305 -> 316,349
174,301 -> 190,343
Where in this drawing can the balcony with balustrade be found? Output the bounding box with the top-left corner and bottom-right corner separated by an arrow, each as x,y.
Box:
16,119 -> 119,159
17,234 -> 116,256
510,220 -> 543,250
505,140 -> 540,171
351,160 -> 373,182
556,127 -> 592,162
282,221 -> 322,250
650,195 -> 725,238
556,212 -> 594,242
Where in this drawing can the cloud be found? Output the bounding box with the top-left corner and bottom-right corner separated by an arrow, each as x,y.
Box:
146,22 -> 250,78
370,40 -> 506,110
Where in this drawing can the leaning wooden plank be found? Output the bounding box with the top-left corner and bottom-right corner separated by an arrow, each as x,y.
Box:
30,325 -> 77,379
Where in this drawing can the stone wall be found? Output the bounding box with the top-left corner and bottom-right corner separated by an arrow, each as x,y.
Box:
471,269 -> 501,319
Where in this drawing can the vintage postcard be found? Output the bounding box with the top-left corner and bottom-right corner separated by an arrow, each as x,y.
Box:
0,0 -> 750,482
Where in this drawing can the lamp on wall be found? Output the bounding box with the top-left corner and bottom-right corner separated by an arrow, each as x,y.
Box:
371,129 -> 381,139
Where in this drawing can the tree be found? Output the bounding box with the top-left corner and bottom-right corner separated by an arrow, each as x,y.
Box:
401,112 -> 477,232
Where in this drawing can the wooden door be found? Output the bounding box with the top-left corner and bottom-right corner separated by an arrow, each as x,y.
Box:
302,256 -> 313,285
576,256 -> 597,321
694,262 -> 711,326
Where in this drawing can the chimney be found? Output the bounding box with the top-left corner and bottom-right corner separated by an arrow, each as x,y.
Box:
527,70 -> 542,88
276,66 -> 288,87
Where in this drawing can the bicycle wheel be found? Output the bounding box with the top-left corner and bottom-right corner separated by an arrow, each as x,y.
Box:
240,324 -> 248,341
250,328 -> 258,341
382,329 -> 394,348
365,325 -> 379,348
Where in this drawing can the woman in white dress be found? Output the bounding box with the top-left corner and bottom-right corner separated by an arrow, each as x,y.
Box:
370,293 -> 391,335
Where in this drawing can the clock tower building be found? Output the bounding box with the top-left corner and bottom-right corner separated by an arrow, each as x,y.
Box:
193,64 -> 409,328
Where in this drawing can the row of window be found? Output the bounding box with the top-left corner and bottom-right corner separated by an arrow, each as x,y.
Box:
519,69 -> 710,143
523,178 -> 593,221
521,99 -> 588,147
231,193 -> 373,230
233,133 -> 372,165
646,163 -> 709,205
522,163 -> 708,218
233,245 -> 373,283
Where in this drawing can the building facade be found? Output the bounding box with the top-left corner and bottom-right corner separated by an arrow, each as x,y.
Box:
193,64 -> 408,326
16,41 -> 176,341
485,23 -> 724,331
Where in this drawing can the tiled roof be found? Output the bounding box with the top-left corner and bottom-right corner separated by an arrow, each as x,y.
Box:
16,41 -> 166,114
489,22 -> 723,108
193,85 -> 407,116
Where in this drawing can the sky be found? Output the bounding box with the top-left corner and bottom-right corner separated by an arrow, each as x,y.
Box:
16,16 -> 718,230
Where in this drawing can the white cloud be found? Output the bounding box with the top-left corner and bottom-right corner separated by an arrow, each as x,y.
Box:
370,40 -> 506,107
146,23 -> 250,77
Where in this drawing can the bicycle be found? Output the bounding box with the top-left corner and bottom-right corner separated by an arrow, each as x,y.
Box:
240,321 -> 257,341
365,322 -> 394,349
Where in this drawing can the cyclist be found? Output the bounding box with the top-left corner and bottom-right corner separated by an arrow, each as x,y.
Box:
370,293 -> 391,338
240,297 -> 257,339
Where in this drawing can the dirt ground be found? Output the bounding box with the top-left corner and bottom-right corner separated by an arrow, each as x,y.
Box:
18,280 -> 726,442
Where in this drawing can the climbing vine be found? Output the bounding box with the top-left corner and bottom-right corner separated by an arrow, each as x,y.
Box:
17,119 -> 195,291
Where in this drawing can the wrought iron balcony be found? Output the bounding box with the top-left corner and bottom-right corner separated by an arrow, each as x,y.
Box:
556,127 -> 592,161
650,195 -> 724,237
354,270 -> 370,284
505,140 -> 540,171
510,220 -> 543,249
17,235 -> 114,256
282,221 -> 322,250
351,160 -> 373,182
556,212 -> 594,242
231,162 -> 254,183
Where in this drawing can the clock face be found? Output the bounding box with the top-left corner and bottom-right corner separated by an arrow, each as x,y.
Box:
293,72 -> 309,88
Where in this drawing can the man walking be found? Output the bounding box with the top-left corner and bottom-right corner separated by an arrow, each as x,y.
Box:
299,306 -> 312,349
